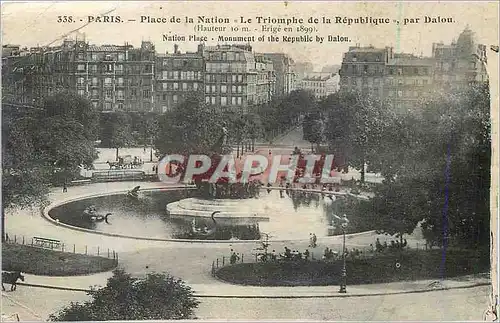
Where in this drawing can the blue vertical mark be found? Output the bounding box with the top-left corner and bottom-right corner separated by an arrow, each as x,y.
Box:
396,1 -> 403,52
440,143 -> 451,279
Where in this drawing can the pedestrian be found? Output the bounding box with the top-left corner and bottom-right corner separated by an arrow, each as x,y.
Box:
312,233 -> 317,248
304,249 -> 310,261
62,182 -> 68,193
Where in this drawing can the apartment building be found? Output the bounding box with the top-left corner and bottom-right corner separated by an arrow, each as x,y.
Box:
2,40 -> 156,112
155,44 -> 204,113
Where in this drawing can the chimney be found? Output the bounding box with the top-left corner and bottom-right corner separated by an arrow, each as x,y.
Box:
174,44 -> 179,54
197,43 -> 204,54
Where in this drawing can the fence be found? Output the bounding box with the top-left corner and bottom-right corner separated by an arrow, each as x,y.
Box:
3,233 -> 119,263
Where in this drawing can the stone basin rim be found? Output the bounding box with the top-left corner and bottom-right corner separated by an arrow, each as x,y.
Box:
42,186 -> 374,243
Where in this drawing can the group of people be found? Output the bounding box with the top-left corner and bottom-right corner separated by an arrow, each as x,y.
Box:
374,238 -> 408,252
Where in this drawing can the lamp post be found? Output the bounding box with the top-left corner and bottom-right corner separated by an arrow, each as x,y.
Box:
333,213 -> 349,293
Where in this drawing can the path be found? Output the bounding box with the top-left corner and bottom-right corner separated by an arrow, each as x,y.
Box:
3,180 -> 491,320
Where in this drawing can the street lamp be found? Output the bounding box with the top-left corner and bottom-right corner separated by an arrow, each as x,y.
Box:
333,213 -> 349,293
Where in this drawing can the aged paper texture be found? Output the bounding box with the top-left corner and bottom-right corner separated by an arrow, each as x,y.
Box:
1,1 -> 499,321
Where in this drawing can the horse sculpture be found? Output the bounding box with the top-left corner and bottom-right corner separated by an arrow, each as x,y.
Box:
191,211 -> 220,236
2,271 -> 24,291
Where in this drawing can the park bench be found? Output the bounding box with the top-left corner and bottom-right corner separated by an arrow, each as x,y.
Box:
33,237 -> 61,250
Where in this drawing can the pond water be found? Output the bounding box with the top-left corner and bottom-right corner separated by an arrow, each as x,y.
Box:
48,188 -> 372,241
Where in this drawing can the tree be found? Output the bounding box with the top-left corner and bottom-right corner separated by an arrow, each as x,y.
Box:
2,106 -> 51,241
364,83 -> 490,249
100,112 -> 135,160
322,91 -> 389,182
243,113 -> 263,152
2,91 -> 99,240
49,269 -> 199,321
36,92 -> 99,183
154,93 -> 225,156
303,110 -> 324,152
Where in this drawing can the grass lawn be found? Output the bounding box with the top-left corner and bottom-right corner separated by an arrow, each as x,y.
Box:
215,249 -> 489,286
2,243 -> 117,276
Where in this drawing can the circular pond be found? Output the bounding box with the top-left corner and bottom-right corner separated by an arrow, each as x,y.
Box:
48,188 -> 373,241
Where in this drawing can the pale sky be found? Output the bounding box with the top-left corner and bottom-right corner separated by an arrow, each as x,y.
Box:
1,1 -> 499,69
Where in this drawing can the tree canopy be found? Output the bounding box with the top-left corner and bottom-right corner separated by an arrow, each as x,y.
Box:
154,93 -> 225,156
49,269 -> 200,321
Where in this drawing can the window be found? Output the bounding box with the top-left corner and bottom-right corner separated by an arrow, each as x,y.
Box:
173,83 -> 179,90
211,85 -> 216,93
238,75 -> 243,82
104,102 -> 112,110
182,83 -> 187,91
105,89 -> 113,99
237,97 -> 242,105
104,78 -> 112,86
397,90 -> 403,97
77,52 -> 85,60
221,96 -> 227,106
173,95 -> 178,103
115,65 -> 123,73
77,89 -> 85,96
117,53 -> 125,61
162,83 -> 168,90
221,85 -> 227,93
90,65 -> 97,73
117,90 -> 124,99
205,96 -> 210,104
232,97 -> 237,105
193,83 -> 198,90
77,77 -> 85,85
117,103 -> 124,110
77,64 -> 86,72
232,85 -> 237,93
232,74 -> 237,82
238,85 -> 242,93
91,53 -> 98,61
117,78 -> 124,86
131,88 -> 137,96
92,102 -> 98,108
162,106 -> 168,113
211,97 -> 216,105
162,94 -> 167,101
143,89 -> 151,98
91,89 -> 99,98
106,64 -> 113,72
423,79 -> 428,85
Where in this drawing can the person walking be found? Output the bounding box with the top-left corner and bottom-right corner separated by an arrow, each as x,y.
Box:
62,182 -> 68,193
311,233 -> 317,248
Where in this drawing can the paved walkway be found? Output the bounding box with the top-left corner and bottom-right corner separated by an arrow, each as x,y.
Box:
3,180 -> 492,320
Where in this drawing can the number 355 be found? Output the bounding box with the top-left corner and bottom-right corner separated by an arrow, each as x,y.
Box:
57,16 -> 73,23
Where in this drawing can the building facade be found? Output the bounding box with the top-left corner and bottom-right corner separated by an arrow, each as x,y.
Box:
155,44 -> 204,113
339,27 -> 489,111
2,40 -> 156,112
261,53 -> 296,98
298,72 -> 339,98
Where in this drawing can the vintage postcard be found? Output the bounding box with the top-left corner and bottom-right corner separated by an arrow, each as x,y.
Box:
1,1 -> 499,321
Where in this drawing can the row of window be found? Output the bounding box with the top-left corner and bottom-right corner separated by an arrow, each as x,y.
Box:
77,77 -> 152,86
160,70 -> 203,80
205,84 -> 244,94
77,88 -> 152,99
160,82 -> 199,91
207,51 -> 247,62
76,64 -> 153,73
205,96 -> 244,106
206,62 -> 251,73
205,73 -> 246,83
